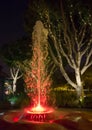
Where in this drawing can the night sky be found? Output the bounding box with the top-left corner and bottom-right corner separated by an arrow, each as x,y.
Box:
0,0 -> 92,47
0,0 -> 92,71
0,0 -> 28,47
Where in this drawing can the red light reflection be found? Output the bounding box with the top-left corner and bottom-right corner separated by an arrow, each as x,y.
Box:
13,117 -> 19,122
23,103 -> 54,122
25,104 -> 53,114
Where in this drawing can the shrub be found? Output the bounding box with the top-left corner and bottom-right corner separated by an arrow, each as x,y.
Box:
82,95 -> 92,108
53,90 -> 78,108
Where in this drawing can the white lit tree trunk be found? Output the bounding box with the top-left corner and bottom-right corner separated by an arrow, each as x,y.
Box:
75,68 -> 84,100
10,67 -> 22,94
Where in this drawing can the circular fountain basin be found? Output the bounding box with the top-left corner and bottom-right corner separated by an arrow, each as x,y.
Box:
3,108 -> 66,124
23,106 -> 54,123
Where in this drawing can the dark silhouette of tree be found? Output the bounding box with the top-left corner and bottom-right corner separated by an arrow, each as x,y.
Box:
0,36 -> 31,68
0,65 -> 7,101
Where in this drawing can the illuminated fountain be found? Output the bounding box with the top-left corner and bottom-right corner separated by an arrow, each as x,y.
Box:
4,21 -> 55,123
22,104 -> 54,123
2,19 -> 90,130
21,20 -> 55,123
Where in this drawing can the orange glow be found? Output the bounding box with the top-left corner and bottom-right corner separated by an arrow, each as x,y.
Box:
31,104 -> 45,112
25,103 -> 54,115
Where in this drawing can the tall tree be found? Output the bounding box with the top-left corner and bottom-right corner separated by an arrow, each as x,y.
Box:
25,0 -> 92,102
47,0 -> 92,102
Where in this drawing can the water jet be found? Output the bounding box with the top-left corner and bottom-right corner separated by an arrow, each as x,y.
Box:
3,21 -> 56,124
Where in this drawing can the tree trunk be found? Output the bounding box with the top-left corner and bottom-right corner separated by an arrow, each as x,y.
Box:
13,79 -> 16,94
75,68 -> 84,102
75,86 -> 84,102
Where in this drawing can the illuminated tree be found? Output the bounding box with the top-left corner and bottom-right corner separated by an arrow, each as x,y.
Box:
10,67 -> 23,94
25,0 -> 92,102
24,20 -> 54,106
47,0 -> 92,102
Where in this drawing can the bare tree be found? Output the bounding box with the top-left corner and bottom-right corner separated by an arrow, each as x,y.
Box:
10,67 -> 23,94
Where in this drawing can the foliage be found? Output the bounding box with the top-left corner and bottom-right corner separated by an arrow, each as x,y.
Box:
54,90 -> 78,108
53,84 -> 73,91
24,0 -> 92,103
47,89 -> 56,106
0,36 -> 31,68
83,95 -> 92,108
52,83 -> 92,108
6,92 -> 30,108
0,100 -> 10,109
8,95 -> 18,104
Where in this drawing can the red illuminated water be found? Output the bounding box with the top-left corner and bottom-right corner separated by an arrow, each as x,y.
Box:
25,104 -> 53,113
3,108 -> 66,125
5,103 -> 54,123
3,21 -> 56,123
22,104 -> 54,122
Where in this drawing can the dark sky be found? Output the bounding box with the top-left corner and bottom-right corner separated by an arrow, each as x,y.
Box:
0,0 -> 91,72
0,0 -> 92,47
0,0 -> 28,46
